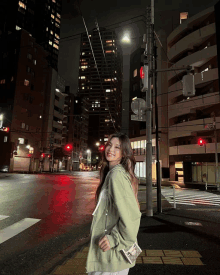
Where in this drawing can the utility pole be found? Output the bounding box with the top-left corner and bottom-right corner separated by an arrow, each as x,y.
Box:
145,1 -> 154,217
153,35 -> 162,213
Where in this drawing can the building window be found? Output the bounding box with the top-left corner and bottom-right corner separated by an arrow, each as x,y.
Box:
180,12 -> 188,24
0,79 -> 5,84
53,44 -> 59,50
4,136 -> 8,143
33,59 -> 36,65
18,1 -> 26,9
26,125 -> 29,131
27,53 -> 32,60
51,14 -> 55,19
24,79 -> 29,86
55,17 -> 60,24
21,123 -> 25,129
133,69 -> 137,77
18,137 -> 24,144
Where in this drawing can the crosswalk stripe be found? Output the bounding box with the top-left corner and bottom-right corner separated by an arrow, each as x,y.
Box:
0,218 -> 41,244
0,215 -> 10,221
162,189 -> 220,207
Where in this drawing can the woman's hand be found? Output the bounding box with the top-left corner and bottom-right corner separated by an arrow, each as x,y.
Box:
98,235 -> 111,252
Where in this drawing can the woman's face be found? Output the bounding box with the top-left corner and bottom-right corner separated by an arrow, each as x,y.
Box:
105,137 -> 122,165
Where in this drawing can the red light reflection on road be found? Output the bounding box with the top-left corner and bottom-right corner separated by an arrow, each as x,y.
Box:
37,176 -> 76,238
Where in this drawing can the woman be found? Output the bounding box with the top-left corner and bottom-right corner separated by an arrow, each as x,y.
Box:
86,132 -> 142,275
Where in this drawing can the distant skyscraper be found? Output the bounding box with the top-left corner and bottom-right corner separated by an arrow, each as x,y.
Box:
78,27 -> 123,149
0,0 -> 62,70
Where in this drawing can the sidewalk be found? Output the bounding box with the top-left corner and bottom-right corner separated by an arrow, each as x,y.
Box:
46,190 -> 220,275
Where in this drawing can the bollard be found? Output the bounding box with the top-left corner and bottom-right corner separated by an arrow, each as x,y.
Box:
173,185 -> 176,209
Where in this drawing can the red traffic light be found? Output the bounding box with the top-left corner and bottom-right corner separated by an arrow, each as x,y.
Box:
64,144 -> 73,151
3,127 -> 9,132
41,153 -> 45,158
99,145 -> 105,152
140,66 -> 144,79
198,138 -> 205,147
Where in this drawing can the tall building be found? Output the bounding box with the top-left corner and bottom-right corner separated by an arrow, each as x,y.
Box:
78,27 -> 123,150
0,0 -> 62,70
167,4 -> 220,183
0,29 -> 49,172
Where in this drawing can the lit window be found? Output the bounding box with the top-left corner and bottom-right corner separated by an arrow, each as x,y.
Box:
180,12 -> 188,24
106,89 -> 111,92
105,50 -> 112,53
50,30 -> 53,35
81,66 -> 88,69
81,76 -> 86,79
104,79 -> 111,81
51,14 -> 55,19
52,0 -> 56,2
18,1 -> 26,9
26,125 -> 29,130
21,123 -> 25,129
0,79 -> 5,84
33,59 -> 36,65
16,25 -> 21,31
55,23 -> 60,28
55,17 -> 60,24
4,136 -> 8,143
46,27 -> 48,31
89,35 -> 91,37
133,69 -> 137,77
53,44 -> 59,49
18,137 -> 24,144
57,13 -> 61,18
82,52 -> 85,55
48,6 -> 50,10
11,76 -> 14,82
24,79 -> 29,86
82,87 -> 85,89
49,40 -> 53,45
55,33 -> 59,39
106,40 -> 112,43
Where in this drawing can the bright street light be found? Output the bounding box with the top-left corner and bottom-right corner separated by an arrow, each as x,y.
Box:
95,142 -> 100,146
87,149 -> 91,153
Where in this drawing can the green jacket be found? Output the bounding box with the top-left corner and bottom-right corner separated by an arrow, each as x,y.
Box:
86,164 -> 142,273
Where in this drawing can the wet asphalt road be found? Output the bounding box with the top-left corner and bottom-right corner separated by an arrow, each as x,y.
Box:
0,171 -> 99,275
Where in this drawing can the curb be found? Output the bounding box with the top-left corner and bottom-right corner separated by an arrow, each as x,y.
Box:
32,234 -> 91,275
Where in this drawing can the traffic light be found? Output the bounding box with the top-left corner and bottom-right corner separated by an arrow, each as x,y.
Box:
140,63 -> 148,92
99,145 -> 105,152
198,138 -> 206,147
41,153 -> 45,158
64,144 -> 73,152
140,66 -> 144,79
3,127 -> 9,132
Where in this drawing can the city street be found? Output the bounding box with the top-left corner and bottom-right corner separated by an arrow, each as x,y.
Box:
0,171 -> 99,274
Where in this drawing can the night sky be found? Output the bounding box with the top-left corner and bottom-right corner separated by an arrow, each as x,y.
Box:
58,0 -> 219,93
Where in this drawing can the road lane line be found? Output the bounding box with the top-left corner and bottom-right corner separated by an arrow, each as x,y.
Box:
0,218 -> 41,244
0,215 -> 10,221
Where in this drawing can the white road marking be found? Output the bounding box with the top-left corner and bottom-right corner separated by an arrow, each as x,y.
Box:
0,218 -> 41,244
0,215 -> 10,221
162,189 -> 220,207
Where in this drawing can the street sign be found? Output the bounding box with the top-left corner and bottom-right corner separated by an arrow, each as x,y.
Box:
131,98 -> 146,121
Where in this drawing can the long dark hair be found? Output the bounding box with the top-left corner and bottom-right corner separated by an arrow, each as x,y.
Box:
95,132 -> 140,209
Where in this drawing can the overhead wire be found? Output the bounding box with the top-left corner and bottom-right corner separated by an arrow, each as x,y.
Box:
77,5 -> 117,132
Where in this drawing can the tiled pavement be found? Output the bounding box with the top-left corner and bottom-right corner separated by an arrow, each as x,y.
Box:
49,247 -> 204,274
